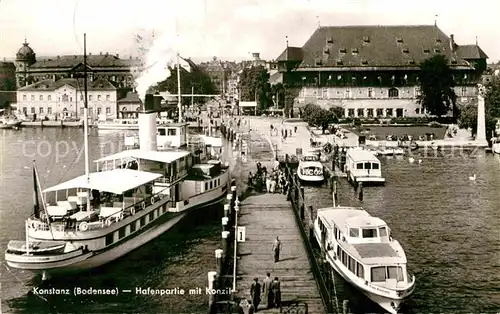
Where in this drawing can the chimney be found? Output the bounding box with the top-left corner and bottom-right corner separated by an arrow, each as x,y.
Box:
252,53 -> 260,60
153,92 -> 162,110
450,34 -> 455,52
139,93 -> 157,151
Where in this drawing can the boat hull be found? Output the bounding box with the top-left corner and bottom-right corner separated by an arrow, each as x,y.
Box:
5,184 -> 228,276
297,173 -> 324,185
0,121 -> 22,129
96,125 -> 139,131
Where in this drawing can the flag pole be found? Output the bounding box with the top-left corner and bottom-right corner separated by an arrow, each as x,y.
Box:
25,220 -> 30,255
177,53 -> 182,123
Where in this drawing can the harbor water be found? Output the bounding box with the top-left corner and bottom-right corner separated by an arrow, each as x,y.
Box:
1,127 -> 500,313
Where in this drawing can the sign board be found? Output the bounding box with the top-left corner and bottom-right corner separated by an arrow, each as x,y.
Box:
237,226 -> 246,242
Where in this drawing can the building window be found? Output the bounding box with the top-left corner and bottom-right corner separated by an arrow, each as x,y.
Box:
31,95 -> 35,101
98,95 -> 101,101
48,95 -> 52,101
348,109 -> 355,117
368,88 -> 373,98
62,94 -> 69,102
376,109 -> 383,117
89,108 -> 93,116
345,89 -> 351,98
47,107 -> 52,114
386,108 -> 393,117
89,95 -> 93,101
416,108 -> 420,114
97,107 -> 102,115
367,109 -> 374,117
23,107 -> 27,114
415,87 -> 421,97
357,109 -> 364,117
106,94 -> 110,101
461,87 -> 467,96
23,95 -> 27,101
396,108 -> 404,117
388,88 -> 399,98
31,107 -> 35,114
39,95 -> 43,101
106,107 -> 111,114
39,107 -> 44,114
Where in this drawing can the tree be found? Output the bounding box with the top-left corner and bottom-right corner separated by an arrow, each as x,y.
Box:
458,77 -> 500,138
238,66 -> 272,111
302,103 -> 337,133
154,65 -> 216,106
417,55 -> 457,117
0,77 -> 16,91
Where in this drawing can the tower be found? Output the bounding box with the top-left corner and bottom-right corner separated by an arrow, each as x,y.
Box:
14,39 -> 36,88
475,84 -> 488,147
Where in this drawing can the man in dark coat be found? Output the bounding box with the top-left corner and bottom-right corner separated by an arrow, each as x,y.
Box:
262,272 -> 273,309
271,277 -> 281,308
250,277 -> 261,312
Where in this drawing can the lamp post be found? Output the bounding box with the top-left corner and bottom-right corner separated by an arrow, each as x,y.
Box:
254,88 -> 258,116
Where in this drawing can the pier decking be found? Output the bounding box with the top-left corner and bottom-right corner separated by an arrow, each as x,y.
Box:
236,193 -> 325,313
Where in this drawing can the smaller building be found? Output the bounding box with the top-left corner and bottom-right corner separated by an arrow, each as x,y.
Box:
117,92 -> 142,118
16,78 -> 117,120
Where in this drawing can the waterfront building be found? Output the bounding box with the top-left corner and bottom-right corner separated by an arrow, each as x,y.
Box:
198,57 -> 231,97
117,91 -> 143,118
14,39 -> 142,89
16,78 -> 117,120
273,25 -> 488,117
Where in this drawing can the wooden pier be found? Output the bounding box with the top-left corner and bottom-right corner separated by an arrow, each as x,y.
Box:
235,193 -> 326,313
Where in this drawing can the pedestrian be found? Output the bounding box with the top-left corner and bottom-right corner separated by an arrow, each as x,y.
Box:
294,126 -> 297,133
262,272 -> 273,309
250,277 -> 261,312
248,172 -> 254,189
265,172 -> 272,193
272,236 -> 282,262
271,277 -> 281,308
270,170 -> 277,193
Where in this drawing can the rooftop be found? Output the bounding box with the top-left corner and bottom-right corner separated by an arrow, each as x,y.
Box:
456,45 -> 489,60
18,78 -> 116,92
347,148 -> 380,162
94,149 -> 190,164
30,54 -> 142,69
117,91 -> 142,104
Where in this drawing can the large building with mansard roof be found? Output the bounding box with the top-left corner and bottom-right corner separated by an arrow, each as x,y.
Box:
14,39 -> 142,90
273,25 -> 488,118
16,78 -> 118,120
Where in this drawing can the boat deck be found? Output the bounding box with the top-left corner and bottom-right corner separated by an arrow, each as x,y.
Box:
236,193 -> 325,313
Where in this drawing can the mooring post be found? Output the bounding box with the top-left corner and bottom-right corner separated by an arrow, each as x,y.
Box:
224,204 -> 230,218
207,271 -> 218,313
300,186 -> 305,220
333,181 -> 338,207
222,217 -> 228,232
215,249 -> 223,277
357,182 -> 363,202
343,299 -> 349,314
222,231 -> 230,261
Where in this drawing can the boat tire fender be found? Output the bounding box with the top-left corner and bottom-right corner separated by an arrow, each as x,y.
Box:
151,196 -> 155,205
141,202 -> 146,210
105,218 -> 112,226
79,222 -> 89,232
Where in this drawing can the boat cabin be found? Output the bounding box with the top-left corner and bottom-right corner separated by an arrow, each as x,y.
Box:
301,152 -> 320,162
346,148 -> 384,184
157,123 -> 188,149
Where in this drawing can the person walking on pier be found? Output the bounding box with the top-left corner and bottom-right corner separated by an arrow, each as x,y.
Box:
262,272 -> 273,309
271,277 -> 282,308
250,277 -> 262,312
272,236 -> 282,262
294,126 -> 297,133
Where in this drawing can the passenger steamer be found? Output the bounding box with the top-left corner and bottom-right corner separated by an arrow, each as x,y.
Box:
313,207 -> 415,314
297,151 -> 324,184
4,35 -> 229,278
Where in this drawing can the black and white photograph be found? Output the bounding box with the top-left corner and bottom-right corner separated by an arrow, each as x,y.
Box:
1,0 -> 499,313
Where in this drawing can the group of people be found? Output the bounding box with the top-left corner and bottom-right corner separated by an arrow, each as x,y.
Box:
249,273 -> 282,312
248,161 -> 290,195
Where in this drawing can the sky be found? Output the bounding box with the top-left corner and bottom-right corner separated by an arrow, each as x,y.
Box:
0,0 -> 499,63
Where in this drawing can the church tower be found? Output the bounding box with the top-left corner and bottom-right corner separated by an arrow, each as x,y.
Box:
14,39 -> 36,88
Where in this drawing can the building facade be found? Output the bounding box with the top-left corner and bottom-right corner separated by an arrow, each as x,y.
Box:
273,25 -> 488,118
16,78 -> 117,119
117,91 -> 142,118
198,57 -> 231,96
14,39 -> 142,89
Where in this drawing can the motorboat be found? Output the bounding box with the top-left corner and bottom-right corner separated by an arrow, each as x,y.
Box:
297,151 -> 324,184
346,148 -> 385,185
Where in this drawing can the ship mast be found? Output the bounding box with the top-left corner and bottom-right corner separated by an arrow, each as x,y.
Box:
177,53 -> 182,123
83,33 -> 91,211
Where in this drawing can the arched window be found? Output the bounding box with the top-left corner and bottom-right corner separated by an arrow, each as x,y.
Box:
388,88 -> 399,98
62,94 -> 69,102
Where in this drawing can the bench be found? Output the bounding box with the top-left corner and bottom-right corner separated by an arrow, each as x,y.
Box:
68,196 -> 87,206
46,206 -> 69,219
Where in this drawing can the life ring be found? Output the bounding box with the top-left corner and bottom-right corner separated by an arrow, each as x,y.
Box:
141,202 -> 146,210
151,196 -> 156,205
115,213 -> 123,222
79,222 -> 89,232
131,208 -> 136,215
105,218 -> 112,226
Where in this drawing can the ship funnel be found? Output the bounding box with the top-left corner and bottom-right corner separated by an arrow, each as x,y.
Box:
138,94 -> 157,151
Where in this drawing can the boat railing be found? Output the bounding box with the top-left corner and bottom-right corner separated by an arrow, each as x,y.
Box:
29,189 -> 173,233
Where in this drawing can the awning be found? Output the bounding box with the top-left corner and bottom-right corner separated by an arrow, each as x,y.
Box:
42,169 -> 162,194
94,149 -> 190,164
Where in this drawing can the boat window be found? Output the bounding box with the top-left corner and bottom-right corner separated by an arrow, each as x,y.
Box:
356,163 -> 363,169
337,245 -> 341,257
349,228 -> 359,237
357,263 -> 364,279
372,163 -> 379,169
388,266 -> 404,281
379,227 -> 387,237
348,256 -> 356,273
371,266 -> 386,282
167,128 -> 177,136
364,162 -> 372,169
158,128 -> 166,136
341,250 -> 347,266
149,212 -> 154,221
205,182 -> 208,190
210,181 -> 213,189
362,228 -> 377,238
130,221 -> 137,233
105,233 -> 113,246
119,227 -> 126,239
140,217 -> 146,227
334,226 -> 338,239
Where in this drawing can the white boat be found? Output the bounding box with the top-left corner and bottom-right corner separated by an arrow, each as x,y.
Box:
96,117 -> 175,131
0,115 -> 22,129
297,151 -> 324,184
376,147 -> 405,156
4,35 -> 229,279
346,148 -> 385,185
491,137 -> 500,154
313,207 -> 416,314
